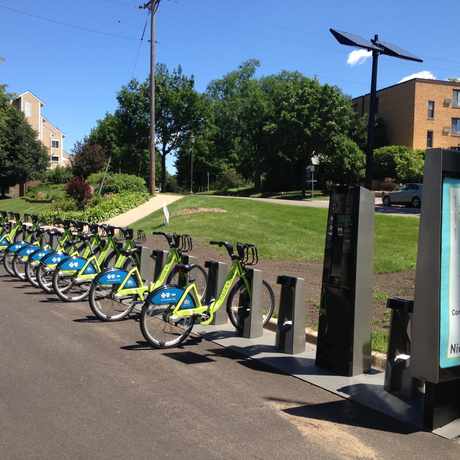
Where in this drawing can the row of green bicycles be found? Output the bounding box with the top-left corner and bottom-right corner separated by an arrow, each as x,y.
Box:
0,211 -> 275,349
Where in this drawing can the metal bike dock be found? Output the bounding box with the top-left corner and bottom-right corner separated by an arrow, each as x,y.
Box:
204,260 -> 229,326
276,276 -> 306,354
237,268 -> 263,339
193,171 -> 460,440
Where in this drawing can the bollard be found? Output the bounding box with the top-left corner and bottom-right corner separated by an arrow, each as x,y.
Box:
152,249 -> 169,282
238,268 -> 264,339
204,260 -> 228,325
178,254 -> 198,287
276,276 -> 306,355
384,297 -> 414,400
139,246 -> 155,283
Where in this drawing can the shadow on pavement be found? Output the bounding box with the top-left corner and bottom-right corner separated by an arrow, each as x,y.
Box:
265,396 -> 417,435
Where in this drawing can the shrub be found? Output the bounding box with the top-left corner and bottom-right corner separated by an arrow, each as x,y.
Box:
65,177 -> 92,209
39,192 -> 148,224
214,167 -> 245,191
88,172 -> 147,195
45,166 -> 73,184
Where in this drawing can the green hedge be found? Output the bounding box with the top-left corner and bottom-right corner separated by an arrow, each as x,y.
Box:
39,192 -> 148,223
88,172 -> 147,195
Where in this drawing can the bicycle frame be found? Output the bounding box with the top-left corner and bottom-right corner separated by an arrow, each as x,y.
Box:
107,248 -> 183,302
58,234 -> 129,282
170,259 -> 251,325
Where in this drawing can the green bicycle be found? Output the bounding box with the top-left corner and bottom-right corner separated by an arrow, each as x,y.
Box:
52,226 -> 142,302
139,240 -> 275,349
88,232 -> 207,322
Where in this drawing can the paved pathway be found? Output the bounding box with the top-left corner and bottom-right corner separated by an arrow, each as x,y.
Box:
105,193 -> 183,227
214,195 -> 420,217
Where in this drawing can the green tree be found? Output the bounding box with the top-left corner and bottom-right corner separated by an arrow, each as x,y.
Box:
72,141 -> 107,178
318,136 -> 365,185
374,145 -> 424,183
0,85 -> 49,196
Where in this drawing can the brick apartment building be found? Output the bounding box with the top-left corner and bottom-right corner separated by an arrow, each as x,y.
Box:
12,91 -> 70,168
352,78 -> 460,150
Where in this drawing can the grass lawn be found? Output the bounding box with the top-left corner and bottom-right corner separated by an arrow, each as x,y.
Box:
0,198 -> 51,214
132,195 -> 419,273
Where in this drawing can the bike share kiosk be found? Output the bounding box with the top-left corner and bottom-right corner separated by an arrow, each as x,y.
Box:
410,149 -> 460,430
315,186 -> 374,376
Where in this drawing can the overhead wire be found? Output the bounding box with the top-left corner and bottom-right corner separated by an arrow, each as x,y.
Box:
0,2 -> 138,41
131,11 -> 149,79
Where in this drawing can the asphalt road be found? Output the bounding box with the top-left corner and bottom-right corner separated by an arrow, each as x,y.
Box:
0,276 -> 459,460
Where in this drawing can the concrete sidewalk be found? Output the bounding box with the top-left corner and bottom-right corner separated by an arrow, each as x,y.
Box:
105,193 -> 183,227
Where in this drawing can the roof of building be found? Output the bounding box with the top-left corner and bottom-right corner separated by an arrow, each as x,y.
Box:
352,78 -> 460,101
14,90 -> 45,106
42,117 -> 64,136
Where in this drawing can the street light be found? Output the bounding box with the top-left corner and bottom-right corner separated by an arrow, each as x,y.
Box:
330,29 -> 423,189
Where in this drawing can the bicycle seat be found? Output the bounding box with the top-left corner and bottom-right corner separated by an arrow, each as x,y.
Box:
174,264 -> 194,273
120,247 -> 141,257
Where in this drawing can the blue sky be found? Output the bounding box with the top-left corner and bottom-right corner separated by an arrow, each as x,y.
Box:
1,0 -> 459,165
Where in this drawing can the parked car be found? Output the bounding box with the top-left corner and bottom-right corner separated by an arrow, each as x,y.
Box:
382,183 -> 423,208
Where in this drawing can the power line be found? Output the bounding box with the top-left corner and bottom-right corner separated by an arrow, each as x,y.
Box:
131,11 -> 149,78
0,3 -> 138,41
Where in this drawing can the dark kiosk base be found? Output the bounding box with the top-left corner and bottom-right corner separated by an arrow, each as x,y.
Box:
316,185 -> 374,376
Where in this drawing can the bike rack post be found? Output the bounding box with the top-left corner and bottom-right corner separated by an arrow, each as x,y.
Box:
204,260 -> 228,325
238,268 -> 264,339
151,249 -> 169,282
139,246 -> 155,283
275,276 -> 306,355
178,254 -> 198,287
384,297 -> 414,400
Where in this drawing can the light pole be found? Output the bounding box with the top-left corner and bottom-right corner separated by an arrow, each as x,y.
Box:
330,29 -> 423,189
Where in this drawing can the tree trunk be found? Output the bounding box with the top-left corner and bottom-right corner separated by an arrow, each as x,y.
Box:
301,156 -> 307,199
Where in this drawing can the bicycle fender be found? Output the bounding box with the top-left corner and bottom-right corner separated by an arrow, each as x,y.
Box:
17,244 -> 40,258
96,269 -> 138,288
6,241 -> 28,253
29,248 -> 53,263
41,251 -> 70,267
147,286 -> 195,309
57,256 -> 97,275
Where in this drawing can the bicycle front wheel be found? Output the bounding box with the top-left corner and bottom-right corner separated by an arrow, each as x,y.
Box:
25,261 -> 38,287
12,254 -> 27,280
140,291 -> 195,348
37,264 -> 55,293
52,270 -> 92,302
3,252 -> 15,277
226,279 -> 275,330
88,282 -> 135,322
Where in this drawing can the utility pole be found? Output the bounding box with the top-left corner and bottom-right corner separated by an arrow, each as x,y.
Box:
140,0 -> 161,195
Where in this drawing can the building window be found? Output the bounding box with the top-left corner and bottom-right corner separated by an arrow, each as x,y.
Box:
427,130 -> 434,148
51,156 -> 59,162
51,140 -> 60,149
453,90 -> 460,108
452,118 -> 460,135
427,100 -> 435,119
24,101 -> 32,118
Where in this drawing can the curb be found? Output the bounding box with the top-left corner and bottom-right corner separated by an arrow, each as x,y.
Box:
265,319 -> 387,370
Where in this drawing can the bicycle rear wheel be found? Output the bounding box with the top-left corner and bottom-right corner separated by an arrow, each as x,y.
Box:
226,279 -> 275,330
88,282 -> 135,321
140,288 -> 195,349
